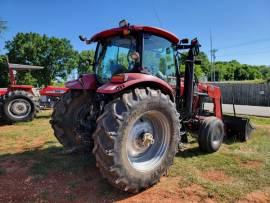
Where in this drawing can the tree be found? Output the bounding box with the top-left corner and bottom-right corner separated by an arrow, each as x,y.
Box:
5,32 -> 78,86
0,55 -> 8,87
178,51 -> 210,79
0,19 -> 7,36
77,50 -> 95,74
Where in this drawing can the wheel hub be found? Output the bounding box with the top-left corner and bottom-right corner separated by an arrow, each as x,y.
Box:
12,102 -> 28,115
126,111 -> 170,172
141,132 -> 155,147
7,98 -> 31,119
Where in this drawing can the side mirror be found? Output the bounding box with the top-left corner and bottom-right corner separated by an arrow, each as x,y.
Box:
79,35 -> 91,44
79,35 -> 87,42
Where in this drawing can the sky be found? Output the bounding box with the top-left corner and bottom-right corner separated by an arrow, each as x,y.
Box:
0,0 -> 270,66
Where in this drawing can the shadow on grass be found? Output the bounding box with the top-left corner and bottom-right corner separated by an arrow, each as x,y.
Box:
176,146 -> 207,158
176,135 -> 243,158
0,146 -> 133,202
0,118 -> 12,126
223,136 -> 240,145
36,113 -> 52,120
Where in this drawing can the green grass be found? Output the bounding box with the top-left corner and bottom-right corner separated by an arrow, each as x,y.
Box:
247,115 -> 270,125
0,111 -> 269,202
170,116 -> 270,202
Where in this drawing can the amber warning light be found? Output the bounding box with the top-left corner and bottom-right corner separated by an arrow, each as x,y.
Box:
111,74 -> 128,83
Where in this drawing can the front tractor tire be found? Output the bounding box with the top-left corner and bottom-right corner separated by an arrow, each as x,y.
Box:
3,90 -> 39,123
50,90 -> 95,153
93,88 -> 180,193
198,117 -> 224,153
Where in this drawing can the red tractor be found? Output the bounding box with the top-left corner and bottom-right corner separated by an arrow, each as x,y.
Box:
0,63 -> 42,122
0,63 -> 68,122
39,86 -> 68,108
51,20 -> 253,193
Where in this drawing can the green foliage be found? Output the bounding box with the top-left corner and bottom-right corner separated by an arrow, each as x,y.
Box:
16,72 -> 37,85
0,19 -> 7,35
5,32 -> 78,86
159,57 -> 166,74
0,55 -> 8,87
178,52 -> 208,79
179,52 -> 269,81
118,53 -> 129,70
77,50 -> 95,74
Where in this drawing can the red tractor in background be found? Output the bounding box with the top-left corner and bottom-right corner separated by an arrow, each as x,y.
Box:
39,85 -> 68,108
0,63 -> 67,123
50,20 -> 253,193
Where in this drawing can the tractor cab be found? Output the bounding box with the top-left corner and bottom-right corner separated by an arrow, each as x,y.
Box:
79,20 -> 180,87
93,30 -> 178,86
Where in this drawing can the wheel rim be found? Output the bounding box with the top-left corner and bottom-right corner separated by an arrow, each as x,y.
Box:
212,124 -> 223,146
7,98 -> 32,119
126,110 -> 170,172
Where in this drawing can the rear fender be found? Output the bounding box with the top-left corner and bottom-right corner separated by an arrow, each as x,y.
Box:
65,74 -> 97,90
97,73 -> 175,101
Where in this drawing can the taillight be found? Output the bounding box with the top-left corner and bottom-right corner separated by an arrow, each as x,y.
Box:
111,74 -> 128,83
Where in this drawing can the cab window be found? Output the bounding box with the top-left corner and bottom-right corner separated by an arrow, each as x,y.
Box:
95,35 -> 137,82
143,34 -> 176,84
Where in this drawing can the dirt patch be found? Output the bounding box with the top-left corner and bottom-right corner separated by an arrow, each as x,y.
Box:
0,160 -> 217,203
201,169 -> 233,183
237,189 -> 270,203
118,177 -> 216,203
240,159 -> 263,169
0,157 -> 130,202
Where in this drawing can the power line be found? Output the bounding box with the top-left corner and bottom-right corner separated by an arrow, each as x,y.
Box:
217,38 -> 270,50
151,0 -> 164,28
217,49 -> 270,58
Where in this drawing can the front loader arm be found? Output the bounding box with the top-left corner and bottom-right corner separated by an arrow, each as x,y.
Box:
197,83 -> 222,119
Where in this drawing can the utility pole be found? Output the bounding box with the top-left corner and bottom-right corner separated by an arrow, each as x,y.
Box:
210,30 -> 213,81
212,49 -> 218,81
210,31 -> 218,81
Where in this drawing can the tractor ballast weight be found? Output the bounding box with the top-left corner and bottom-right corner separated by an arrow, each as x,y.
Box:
51,21 -> 254,193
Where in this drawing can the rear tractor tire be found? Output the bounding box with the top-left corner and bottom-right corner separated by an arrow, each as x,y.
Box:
50,90 -> 96,153
198,117 -> 224,153
92,88 -> 180,193
3,90 -> 39,123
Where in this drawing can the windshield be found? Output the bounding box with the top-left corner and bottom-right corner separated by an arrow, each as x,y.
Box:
143,34 -> 176,85
95,35 -> 138,82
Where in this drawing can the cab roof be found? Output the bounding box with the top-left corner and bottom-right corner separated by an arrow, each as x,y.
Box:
90,25 -> 180,44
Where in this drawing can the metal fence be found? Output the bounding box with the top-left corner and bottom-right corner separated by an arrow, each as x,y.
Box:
209,82 -> 270,106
